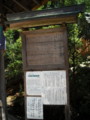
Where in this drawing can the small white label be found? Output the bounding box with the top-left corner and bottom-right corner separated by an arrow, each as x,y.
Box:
27,97 -> 43,119
26,72 -> 42,95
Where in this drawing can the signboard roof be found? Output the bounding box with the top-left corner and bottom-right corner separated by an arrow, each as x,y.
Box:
6,4 -> 85,28
7,4 -> 84,23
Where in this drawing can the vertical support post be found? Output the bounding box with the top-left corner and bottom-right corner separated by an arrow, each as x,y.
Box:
0,51 -> 7,120
64,24 -> 71,120
0,100 -> 2,120
65,105 -> 71,120
65,69 -> 71,120
0,1 -> 7,120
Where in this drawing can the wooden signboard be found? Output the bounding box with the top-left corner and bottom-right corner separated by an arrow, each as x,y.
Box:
21,27 -> 68,71
22,26 -> 70,120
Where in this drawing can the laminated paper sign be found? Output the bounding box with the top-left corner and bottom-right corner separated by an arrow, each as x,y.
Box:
27,97 -> 43,119
26,71 -> 67,105
26,72 -> 42,95
42,71 -> 67,105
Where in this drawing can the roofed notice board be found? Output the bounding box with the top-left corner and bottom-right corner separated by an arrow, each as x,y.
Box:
21,27 -> 68,71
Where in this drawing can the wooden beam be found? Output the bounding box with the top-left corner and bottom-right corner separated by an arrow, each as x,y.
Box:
32,0 -> 40,5
7,4 -> 85,22
2,4 -> 15,13
9,15 -> 77,29
32,0 -> 49,10
12,0 -> 29,11
6,4 -> 84,29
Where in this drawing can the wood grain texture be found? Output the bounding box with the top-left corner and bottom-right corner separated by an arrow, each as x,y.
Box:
7,4 -> 84,22
21,27 -> 68,71
10,15 -> 77,29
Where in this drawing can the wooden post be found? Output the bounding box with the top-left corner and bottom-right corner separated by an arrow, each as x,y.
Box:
0,100 -> 2,120
0,51 -> 7,120
62,24 -> 71,120
0,1 -> 7,120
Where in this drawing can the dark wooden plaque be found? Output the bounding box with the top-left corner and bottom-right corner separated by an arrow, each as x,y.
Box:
21,27 -> 68,71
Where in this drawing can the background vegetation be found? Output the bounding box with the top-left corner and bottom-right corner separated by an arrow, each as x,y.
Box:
4,0 -> 90,120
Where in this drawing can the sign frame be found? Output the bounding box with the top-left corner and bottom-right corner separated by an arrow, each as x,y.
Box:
22,26 -> 70,120
21,27 -> 68,71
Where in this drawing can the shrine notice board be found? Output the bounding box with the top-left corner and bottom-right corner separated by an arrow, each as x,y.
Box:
21,27 -> 69,120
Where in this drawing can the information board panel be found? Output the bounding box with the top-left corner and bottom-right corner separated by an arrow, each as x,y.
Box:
22,27 -> 68,70
26,97 -> 43,119
43,71 -> 67,105
25,71 -> 67,105
26,72 -> 42,95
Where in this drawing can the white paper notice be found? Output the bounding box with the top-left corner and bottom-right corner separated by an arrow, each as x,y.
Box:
42,71 -> 67,105
27,97 -> 43,119
26,70 -> 67,105
26,72 -> 42,95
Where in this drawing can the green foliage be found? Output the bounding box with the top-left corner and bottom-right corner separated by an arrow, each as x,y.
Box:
68,24 -> 83,67
78,14 -> 90,40
5,29 -> 23,86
